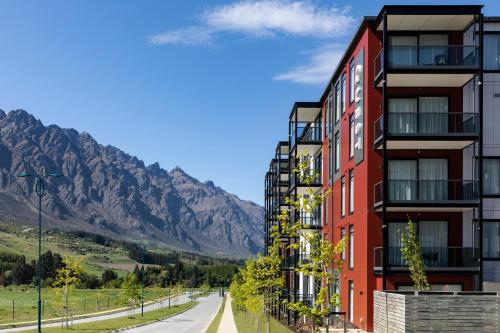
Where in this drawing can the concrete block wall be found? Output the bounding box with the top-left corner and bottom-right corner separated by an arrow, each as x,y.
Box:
374,291 -> 500,333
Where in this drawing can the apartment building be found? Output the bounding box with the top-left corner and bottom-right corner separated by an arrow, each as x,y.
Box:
264,5 -> 500,332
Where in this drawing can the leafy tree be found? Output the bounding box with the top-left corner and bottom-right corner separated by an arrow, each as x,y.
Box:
101,268 -> 118,286
399,219 -> 430,291
118,273 -> 142,317
280,152 -> 346,332
53,256 -> 84,327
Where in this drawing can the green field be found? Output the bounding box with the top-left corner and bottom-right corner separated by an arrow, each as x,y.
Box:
0,287 -> 179,326
232,302 -> 293,333
23,301 -> 198,333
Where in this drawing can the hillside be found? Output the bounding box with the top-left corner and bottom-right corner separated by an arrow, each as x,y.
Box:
0,109 -> 264,257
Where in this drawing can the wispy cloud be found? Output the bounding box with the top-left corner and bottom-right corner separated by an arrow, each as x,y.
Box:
149,1 -> 356,85
273,43 -> 345,85
149,0 -> 355,45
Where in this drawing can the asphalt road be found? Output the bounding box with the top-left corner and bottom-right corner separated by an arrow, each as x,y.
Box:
0,293 -> 195,332
123,293 -> 222,333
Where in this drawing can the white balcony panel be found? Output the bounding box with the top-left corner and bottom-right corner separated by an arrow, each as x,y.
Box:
383,73 -> 475,87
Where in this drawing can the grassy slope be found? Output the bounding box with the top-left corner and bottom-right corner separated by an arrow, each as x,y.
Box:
0,287 -> 178,325
232,302 -> 293,333
22,301 -> 198,333
204,295 -> 226,333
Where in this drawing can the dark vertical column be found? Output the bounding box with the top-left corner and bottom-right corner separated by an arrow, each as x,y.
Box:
381,11 -> 388,291
478,12 -> 484,291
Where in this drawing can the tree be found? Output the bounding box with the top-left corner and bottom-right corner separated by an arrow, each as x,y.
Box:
101,268 -> 118,286
53,256 -> 84,328
399,219 -> 430,291
118,273 -> 142,317
280,151 -> 346,333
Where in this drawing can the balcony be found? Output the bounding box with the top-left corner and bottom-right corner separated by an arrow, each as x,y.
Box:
375,45 -> 480,87
291,212 -> 322,229
374,113 -> 479,149
374,246 -> 479,272
290,122 -> 322,149
289,170 -> 322,189
374,179 -> 479,212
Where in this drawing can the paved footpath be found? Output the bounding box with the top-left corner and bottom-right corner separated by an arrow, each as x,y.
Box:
124,293 -> 222,333
217,293 -> 237,333
0,293 -> 194,332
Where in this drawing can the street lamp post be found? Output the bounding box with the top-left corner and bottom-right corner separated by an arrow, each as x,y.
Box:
141,244 -> 145,317
17,172 -> 62,333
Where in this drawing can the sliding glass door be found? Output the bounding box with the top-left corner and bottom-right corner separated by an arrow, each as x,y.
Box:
389,98 -> 417,134
388,160 -> 417,200
419,97 -> 448,134
388,222 -> 407,265
419,159 -> 448,200
389,36 -> 418,66
388,97 -> 448,135
419,221 -> 448,266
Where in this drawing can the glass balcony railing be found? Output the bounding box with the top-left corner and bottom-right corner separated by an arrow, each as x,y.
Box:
374,179 -> 479,206
387,112 -> 478,136
390,246 -> 479,268
374,246 -> 479,269
290,170 -> 321,187
387,45 -> 479,68
291,122 -> 322,147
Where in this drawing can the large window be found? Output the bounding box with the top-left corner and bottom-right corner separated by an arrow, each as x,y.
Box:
349,225 -> 354,268
349,170 -> 354,213
335,82 -> 341,123
341,176 -> 346,217
328,139 -> 333,184
484,158 -> 500,196
334,131 -> 340,171
340,227 -> 345,260
485,34 -> 500,70
326,92 -> 333,136
348,281 -> 354,322
349,60 -> 355,104
349,114 -> 355,159
388,159 -> 448,200
483,221 -> 500,258
341,73 -> 346,113
388,97 -> 448,134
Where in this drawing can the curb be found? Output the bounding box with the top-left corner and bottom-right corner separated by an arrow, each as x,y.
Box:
104,301 -> 199,333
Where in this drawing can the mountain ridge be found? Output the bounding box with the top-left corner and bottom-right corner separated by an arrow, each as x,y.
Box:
0,109 -> 263,257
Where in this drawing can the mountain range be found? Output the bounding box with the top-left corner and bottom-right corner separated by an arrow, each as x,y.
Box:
0,109 -> 264,257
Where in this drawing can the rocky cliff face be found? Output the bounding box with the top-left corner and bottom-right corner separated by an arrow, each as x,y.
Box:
0,109 -> 263,257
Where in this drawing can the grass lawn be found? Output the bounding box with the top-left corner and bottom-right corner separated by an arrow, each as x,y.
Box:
0,287 -> 178,325
204,295 -> 226,333
232,302 -> 293,333
22,301 -> 198,333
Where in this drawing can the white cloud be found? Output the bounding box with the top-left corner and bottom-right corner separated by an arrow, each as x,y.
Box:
273,43 -> 344,85
203,0 -> 355,38
148,26 -> 213,46
149,0 -> 355,45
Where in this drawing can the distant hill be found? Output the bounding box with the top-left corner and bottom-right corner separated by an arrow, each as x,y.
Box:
0,109 -> 263,257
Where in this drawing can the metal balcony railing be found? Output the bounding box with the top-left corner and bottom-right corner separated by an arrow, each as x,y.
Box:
387,45 -> 479,68
387,112 -> 479,136
374,179 -> 479,206
291,122 -> 322,147
374,246 -> 479,269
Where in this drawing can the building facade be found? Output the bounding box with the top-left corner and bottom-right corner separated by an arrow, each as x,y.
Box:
264,5 -> 500,332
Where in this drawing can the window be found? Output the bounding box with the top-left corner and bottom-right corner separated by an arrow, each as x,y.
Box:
341,73 -> 346,113
349,225 -> 354,268
483,221 -> 500,258
326,92 -> 333,136
323,198 -> 328,226
335,82 -> 341,123
340,227 -> 345,260
349,60 -> 355,104
328,139 -> 333,183
349,170 -> 354,213
334,132 -> 340,172
348,281 -> 354,322
484,34 -> 500,70
484,158 -> 500,196
341,176 -> 346,217
388,97 -> 448,135
349,114 -> 355,159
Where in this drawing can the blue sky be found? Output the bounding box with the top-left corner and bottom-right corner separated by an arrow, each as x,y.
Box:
0,0 -> 499,205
